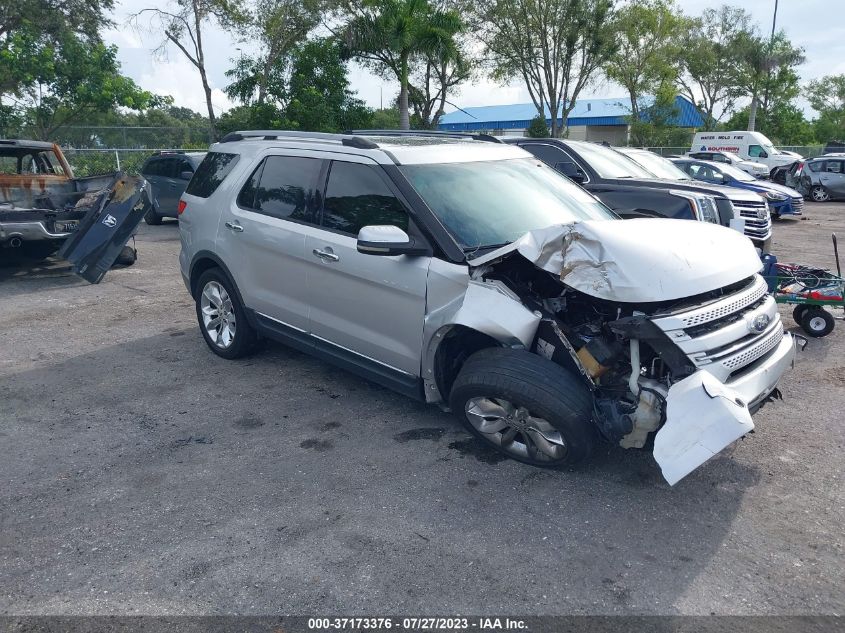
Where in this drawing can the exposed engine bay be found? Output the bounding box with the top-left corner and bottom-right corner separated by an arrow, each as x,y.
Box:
451,219 -> 799,485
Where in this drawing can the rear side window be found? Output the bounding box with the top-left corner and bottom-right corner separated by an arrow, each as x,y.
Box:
238,155 -> 321,223
825,161 -> 843,174
321,161 -> 408,235
142,158 -> 162,176
185,152 -> 240,198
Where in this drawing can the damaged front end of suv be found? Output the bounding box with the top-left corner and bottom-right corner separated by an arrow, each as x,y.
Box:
423,218 -> 800,485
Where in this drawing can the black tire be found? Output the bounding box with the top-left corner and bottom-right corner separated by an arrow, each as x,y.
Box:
144,206 -> 163,225
449,347 -> 595,467
792,305 -> 809,324
194,268 -> 258,359
113,245 -> 136,267
799,307 -> 835,338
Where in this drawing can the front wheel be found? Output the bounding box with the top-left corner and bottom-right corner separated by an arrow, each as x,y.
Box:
195,268 -> 258,358
800,307 -> 835,338
449,347 -> 595,468
811,186 -> 830,202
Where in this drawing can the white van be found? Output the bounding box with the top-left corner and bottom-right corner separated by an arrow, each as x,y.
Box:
691,131 -> 800,172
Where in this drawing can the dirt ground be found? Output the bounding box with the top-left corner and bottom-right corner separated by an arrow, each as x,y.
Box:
1,204 -> 843,616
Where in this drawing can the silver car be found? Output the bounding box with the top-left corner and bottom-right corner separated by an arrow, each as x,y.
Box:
800,156 -> 845,202
178,130 -> 799,485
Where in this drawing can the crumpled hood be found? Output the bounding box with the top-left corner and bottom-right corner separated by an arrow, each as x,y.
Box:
468,218 -> 763,303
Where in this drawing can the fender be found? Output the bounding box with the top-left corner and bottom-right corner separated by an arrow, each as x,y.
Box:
189,250 -> 258,329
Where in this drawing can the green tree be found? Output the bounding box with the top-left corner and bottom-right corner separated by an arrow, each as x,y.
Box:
725,103 -> 815,145
678,5 -> 754,130
242,0 -> 327,106
1,0 -> 116,98
477,0 -> 616,137
283,39 -> 374,132
734,30 -> 804,132
133,0 -> 247,140
2,29 -> 158,139
526,114 -> 549,138
604,0 -> 688,123
341,0 -> 463,130
807,74 -> 845,142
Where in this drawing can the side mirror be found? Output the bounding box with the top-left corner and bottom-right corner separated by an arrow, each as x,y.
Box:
555,162 -> 586,184
180,171 -> 193,180
722,175 -> 731,184
356,225 -> 429,257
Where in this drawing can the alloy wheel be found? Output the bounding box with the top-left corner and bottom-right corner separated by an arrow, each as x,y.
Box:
200,280 -> 237,349
811,186 -> 830,202
465,397 -> 567,462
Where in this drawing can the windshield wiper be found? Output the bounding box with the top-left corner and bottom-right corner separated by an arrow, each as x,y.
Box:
464,242 -> 512,258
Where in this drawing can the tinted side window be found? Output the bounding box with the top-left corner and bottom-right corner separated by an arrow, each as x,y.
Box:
185,152 -> 239,198
322,162 -> 408,235
178,159 -> 194,178
520,143 -> 572,167
826,161 -> 843,174
142,158 -> 163,176
250,155 -> 321,222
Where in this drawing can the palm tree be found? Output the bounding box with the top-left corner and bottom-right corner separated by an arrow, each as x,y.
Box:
342,0 -> 462,130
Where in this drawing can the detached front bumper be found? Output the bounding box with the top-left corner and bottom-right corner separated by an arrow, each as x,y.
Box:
654,332 -> 800,485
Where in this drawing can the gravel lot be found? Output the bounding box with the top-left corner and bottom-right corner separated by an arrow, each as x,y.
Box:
1,204 -> 843,616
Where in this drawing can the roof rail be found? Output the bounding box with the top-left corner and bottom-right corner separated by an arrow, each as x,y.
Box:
348,129 -> 503,143
218,129 -> 380,149
219,130 -> 352,143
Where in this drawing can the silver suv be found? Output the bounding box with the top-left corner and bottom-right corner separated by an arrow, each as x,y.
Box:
178,130 -> 800,485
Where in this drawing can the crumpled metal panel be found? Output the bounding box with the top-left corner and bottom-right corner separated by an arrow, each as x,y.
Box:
653,370 -> 754,485
58,174 -> 152,284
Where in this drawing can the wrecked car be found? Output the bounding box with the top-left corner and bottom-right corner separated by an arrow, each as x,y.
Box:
0,139 -> 152,281
179,131 -> 800,485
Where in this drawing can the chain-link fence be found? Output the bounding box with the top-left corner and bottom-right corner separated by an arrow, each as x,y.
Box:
1,125 -> 213,151
63,149 -> 191,177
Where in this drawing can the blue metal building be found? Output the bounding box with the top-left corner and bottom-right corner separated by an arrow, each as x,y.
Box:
438,95 -> 704,143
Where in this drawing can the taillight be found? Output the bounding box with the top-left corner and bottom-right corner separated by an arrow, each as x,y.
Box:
177,200 -> 187,215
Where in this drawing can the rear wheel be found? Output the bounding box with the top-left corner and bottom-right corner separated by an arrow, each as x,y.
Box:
195,268 -> 257,358
449,347 -> 595,468
799,307 -> 835,338
811,185 -> 830,202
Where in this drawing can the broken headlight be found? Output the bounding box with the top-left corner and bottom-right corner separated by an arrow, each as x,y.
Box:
670,190 -> 720,224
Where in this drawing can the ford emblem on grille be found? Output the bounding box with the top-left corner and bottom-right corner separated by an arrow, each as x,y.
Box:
749,314 -> 771,333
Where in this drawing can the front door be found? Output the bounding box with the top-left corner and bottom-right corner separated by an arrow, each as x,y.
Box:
303,157 -> 430,375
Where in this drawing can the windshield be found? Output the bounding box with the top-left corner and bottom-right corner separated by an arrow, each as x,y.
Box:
399,158 -> 617,252
717,162 -> 756,182
570,142 -> 653,179
622,150 -> 691,181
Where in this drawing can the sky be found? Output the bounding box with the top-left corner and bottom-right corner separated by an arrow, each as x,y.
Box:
103,0 -> 845,119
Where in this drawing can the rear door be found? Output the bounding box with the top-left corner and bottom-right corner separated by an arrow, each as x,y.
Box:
303,157 -> 430,375
820,160 -> 845,196
217,152 -> 323,331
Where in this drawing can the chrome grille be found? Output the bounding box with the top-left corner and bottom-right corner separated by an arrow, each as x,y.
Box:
732,199 -> 771,241
651,274 -> 785,382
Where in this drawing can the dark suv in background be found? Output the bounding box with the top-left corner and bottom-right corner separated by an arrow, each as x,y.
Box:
140,151 -> 206,224
503,138 -> 772,249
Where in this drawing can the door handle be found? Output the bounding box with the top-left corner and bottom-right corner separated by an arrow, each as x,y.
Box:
225,221 -> 244,233
312,248 -> 339,262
